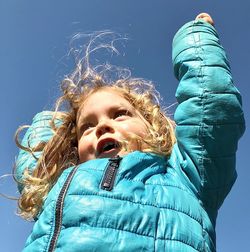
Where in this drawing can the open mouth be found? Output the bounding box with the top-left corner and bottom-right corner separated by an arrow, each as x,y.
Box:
97,139 -> 121,157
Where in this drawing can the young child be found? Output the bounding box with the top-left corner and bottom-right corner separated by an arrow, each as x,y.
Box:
15,13 -> 245,251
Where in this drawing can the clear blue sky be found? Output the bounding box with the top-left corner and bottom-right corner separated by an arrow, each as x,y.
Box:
1,1 -> 249,251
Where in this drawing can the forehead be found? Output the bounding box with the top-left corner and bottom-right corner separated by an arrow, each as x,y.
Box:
77,89 -> 133,120
82,89 -> 133,109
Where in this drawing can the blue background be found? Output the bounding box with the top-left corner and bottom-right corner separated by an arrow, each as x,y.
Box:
1,1 -> 249,251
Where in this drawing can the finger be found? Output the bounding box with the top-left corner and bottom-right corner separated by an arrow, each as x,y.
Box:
195,13 -> 214,26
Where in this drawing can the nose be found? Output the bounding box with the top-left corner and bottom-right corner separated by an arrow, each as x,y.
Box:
95,120 -> 115,138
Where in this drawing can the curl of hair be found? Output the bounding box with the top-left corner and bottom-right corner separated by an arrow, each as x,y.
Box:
15,32 -> 176,220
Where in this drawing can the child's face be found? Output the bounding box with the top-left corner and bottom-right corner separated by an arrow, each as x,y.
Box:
76,89 -> 149,162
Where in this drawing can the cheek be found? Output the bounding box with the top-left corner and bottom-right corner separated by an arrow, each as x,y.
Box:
78,136 -> 95,162
118,122 -> 149,152
120,121 -> 148,138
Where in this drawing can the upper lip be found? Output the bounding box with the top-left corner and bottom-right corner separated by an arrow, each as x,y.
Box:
96,137 -> 121,157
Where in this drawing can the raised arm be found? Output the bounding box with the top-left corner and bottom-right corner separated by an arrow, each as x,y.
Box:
15,111 -> 56,192
172,14 -> 245,210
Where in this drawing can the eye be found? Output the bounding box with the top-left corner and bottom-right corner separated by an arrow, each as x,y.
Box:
114,109 -> 132,119
80,122 -> 94,134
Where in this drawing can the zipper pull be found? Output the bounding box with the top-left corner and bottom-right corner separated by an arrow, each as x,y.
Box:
100,156 -> 122,191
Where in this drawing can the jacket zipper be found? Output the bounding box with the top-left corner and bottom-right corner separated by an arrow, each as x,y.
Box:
48,156 -> 121,251
48,166 -> 78,252
100,155 -> 122,191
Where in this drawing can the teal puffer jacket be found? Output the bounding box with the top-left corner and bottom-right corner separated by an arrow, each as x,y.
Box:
16,20 -> 245,252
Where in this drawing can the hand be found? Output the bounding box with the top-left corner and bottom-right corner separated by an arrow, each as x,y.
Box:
195,13 -> 214,26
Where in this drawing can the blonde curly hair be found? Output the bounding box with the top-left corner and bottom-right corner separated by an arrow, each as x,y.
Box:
15,33 -> 176,220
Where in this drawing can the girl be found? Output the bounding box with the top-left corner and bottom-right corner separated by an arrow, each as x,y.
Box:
15,13 -> 245,251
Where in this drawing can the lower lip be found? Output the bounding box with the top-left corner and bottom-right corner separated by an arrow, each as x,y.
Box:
97,148 -> 120,159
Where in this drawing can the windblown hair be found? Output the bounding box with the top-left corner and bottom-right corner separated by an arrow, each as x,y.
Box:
15,32 -> 176,220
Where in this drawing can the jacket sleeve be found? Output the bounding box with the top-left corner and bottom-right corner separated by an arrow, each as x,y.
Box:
172,20 -> 245,210
15,111 -> 57,193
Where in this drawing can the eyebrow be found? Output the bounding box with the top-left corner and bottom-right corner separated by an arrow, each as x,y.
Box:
77,104 -> 134,125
